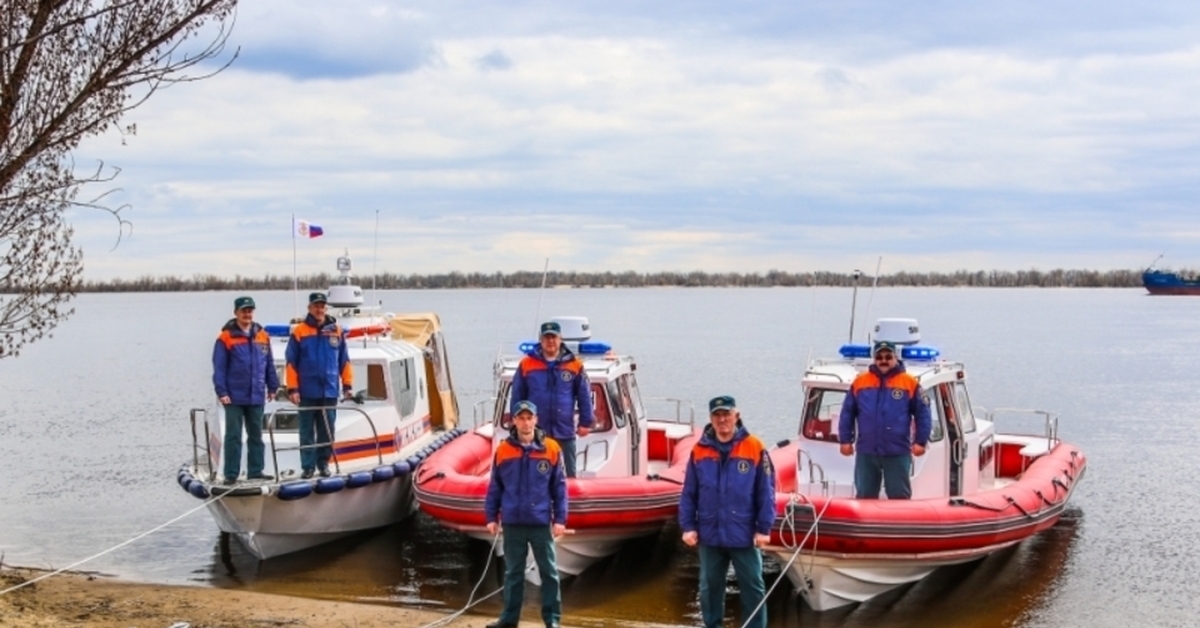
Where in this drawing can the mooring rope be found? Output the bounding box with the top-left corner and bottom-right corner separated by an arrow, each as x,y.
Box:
0,491 -> 227,596
414,530 -> 540,628
740,493 -> 833,628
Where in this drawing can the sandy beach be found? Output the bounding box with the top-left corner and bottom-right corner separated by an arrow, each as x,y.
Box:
0,567 -> 525,628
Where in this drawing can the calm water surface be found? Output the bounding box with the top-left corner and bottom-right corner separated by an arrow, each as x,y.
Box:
0,288 -> 1195,627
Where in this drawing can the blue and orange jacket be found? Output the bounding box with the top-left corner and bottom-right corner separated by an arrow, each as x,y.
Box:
212,320 -> 279,405
485,428 -> 568,527
285,314 -> 352,399
679,423 -> 776,548
838,362 -> 932,456
510,346 -> 594,441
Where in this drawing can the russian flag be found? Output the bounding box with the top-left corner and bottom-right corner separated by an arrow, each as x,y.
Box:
294,219 -> 324,239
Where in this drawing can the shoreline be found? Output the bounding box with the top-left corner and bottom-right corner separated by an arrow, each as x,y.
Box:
0,566 -> 542,628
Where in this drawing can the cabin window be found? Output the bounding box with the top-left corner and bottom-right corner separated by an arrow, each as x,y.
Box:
588,383 -> 614,432
391,357 -> 418,417
924,389 -> 945,442
954,382 -> 977,433
607,381 -> 629,429
625,374 -> 645,421
800,388 -> 843,443
351,362 -> 389,402
495,381 -> 513,430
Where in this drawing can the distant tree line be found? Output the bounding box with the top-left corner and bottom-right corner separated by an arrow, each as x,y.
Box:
78,268 -> 1146,292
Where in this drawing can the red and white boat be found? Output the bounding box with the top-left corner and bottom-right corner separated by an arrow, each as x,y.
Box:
764,318 -> 1087,611
415,316 -> 702,578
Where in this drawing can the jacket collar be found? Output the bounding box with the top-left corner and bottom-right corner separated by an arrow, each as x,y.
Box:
506,427 -> 548,451
304,313 -> 338,329
699,421 -> 748,449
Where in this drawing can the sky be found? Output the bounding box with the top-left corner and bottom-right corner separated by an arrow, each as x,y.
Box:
66,1 -> 1200,280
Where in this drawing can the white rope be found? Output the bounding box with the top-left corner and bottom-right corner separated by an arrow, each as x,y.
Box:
0,491 -> 226,596
739,495 -> 833,628
414,531 -> 509,628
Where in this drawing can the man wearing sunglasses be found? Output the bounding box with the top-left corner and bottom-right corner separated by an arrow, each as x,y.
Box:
838,341 -> 932,499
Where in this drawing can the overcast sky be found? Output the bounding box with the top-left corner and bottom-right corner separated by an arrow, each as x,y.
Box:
68,1 -> 1200,280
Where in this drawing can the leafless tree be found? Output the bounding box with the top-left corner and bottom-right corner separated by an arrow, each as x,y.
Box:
0,0 -> 237,357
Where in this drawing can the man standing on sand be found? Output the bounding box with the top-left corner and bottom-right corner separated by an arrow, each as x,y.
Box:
485,400 -> 568,628
679,396 -> 775,628
838,340 -> 932,499
286,292 -> 352,479
510,321 -> 594,477
212,296 -> 279,484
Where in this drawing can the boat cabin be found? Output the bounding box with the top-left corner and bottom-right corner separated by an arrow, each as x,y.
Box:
789,318 -> 1002,500
489,316 -> 695,479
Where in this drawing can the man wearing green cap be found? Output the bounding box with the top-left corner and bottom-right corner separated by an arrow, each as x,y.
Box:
286,292 -> 353,479
838,340 -> 932,499
679,395 -> 774,628
212,296 -> 279,483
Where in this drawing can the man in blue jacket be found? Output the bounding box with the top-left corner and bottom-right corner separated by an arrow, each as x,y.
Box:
212,296 -> 279,484
838,340 -> 932,499
510,321 -> 594,477
485,400 -> 568,628
679,396 -> 775,628
286,292 -> 352,479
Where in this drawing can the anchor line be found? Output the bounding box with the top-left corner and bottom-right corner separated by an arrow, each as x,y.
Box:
413,529 -> 536,628
0,492 -> 228,596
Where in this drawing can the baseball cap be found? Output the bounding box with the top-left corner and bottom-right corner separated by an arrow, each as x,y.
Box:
308,292 -> 328,304
708,395 -> 736,413
234,296 -> 255,310
513,400 -> 538,415
873,341 -> 897,356
539,321 -> 562,337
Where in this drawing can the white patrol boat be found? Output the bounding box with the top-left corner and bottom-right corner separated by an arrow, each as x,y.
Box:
177,253 -> 463,559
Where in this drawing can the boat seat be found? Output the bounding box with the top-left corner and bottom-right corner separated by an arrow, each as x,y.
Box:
1018,440 -> 1054,458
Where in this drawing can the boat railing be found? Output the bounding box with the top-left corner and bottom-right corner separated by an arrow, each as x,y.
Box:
795,448 -> 831,497
473,397 -> 497,429
642,397 -> 695,426
265,404 -> 384,477
985,407 -> 1059,449
188,407 -> 216,482
578,438 -> 610,474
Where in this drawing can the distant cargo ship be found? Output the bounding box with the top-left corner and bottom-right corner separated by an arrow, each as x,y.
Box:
1143,268 -> 1200,295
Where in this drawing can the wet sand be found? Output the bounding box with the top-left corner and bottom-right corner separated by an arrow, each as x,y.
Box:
0,567 -> 528,628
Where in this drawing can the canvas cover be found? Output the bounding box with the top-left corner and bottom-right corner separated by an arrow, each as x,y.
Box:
390,313 -> 460,429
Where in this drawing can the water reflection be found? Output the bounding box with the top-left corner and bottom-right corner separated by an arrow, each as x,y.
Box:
194,507 -> 1080,628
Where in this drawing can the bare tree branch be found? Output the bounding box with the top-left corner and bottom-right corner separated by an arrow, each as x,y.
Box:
0,0 -> 238,358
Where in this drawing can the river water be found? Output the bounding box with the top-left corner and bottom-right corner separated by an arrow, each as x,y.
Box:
0,287 -> 1194,627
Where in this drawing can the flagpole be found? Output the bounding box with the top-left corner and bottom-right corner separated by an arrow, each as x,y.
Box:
292,213 -> 298,318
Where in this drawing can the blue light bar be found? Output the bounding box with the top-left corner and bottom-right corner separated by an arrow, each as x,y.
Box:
265,324 -> 291,337
901,345 -> 940,361
518,340 -> 614,355
839,344 -> 872,359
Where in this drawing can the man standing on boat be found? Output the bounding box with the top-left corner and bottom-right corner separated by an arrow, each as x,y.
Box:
838,340 -> 932,499
485,400 -> 568,628
212,296 -> 279,484
510,321 -> 594,477
679,396 -> 774,628
286,292 -> 352,479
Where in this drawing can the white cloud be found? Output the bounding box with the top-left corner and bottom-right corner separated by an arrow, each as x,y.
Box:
63,2 -> 1200,279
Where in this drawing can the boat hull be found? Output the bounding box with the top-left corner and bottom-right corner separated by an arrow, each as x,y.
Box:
767,440 -> 1086,610
205,476 -> 416,559
1143,270 -> 1200,295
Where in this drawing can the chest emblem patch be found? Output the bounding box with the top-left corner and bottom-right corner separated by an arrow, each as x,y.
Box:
891,389 -> 903,400
737,460 -> 751,474
560,371 -> 573,382
537,460 -> 550,474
